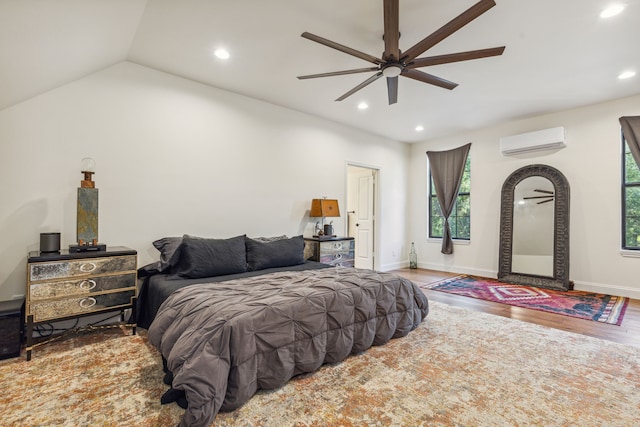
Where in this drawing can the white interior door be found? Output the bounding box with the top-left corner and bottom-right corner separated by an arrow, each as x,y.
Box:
347,166 -> 375,269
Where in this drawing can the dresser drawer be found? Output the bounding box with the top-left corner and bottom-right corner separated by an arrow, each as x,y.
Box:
29,255 -> 137,282
319,240 -> 355,254
29,290 -> 136,322
29,273 -> 136,302
319,252 -> 355,266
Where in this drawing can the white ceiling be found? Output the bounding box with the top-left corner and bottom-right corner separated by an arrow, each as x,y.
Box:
1,0 -> 639,142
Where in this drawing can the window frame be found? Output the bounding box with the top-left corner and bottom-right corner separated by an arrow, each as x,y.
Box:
622,133 -> 640,250
428,154 -> 471,240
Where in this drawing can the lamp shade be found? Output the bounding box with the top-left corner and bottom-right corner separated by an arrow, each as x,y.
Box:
80,157 -> 96,173
310,199 -> 340,217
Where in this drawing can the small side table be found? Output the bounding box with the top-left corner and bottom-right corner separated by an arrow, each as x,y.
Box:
25,246 -> 137,360
304,237 -> 355,267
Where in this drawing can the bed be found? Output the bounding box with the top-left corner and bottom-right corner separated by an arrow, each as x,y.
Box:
138,234 -> 429,427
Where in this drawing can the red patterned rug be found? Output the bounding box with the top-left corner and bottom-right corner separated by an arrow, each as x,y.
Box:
423,275 -> 629,325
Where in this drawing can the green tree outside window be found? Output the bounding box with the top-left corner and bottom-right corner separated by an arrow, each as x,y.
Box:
623,140 -> 640,249
429,155 -> 471,239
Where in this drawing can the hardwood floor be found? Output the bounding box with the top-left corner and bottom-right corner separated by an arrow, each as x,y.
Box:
393,268 -> 640,348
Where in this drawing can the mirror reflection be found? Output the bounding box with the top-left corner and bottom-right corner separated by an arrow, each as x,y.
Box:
512,176 -> 554,276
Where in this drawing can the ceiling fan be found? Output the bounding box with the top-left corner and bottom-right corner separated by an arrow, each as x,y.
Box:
524,189 -> 555,205
297,0 -> 505,105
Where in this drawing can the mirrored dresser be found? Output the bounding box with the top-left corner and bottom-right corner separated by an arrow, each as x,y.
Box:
25,246 -> 137,360
303,237 -> 355,267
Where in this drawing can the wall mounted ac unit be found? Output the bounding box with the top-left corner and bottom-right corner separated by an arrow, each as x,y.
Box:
500,127 -> 566,156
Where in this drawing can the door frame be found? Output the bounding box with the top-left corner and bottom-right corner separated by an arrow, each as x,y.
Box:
345,161 -> 380,271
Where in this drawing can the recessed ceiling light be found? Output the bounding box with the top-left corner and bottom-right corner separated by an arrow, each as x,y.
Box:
600,4 -> 625,18
357,102 -> 369,110
214,48 -> 230,60
618,70 -> 636,79
415,125 -> 425,132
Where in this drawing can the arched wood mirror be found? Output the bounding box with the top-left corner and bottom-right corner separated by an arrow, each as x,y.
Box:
498,164 -> 571,291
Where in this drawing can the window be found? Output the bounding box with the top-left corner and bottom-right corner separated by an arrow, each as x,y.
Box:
623,137 -> 640,249
429,154 -> 471,239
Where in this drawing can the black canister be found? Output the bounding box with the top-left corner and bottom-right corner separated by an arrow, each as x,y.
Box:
323,224 -> 333,236
40,232 -> 61,253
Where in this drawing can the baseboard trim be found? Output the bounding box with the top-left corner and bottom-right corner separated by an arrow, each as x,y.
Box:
380,261 -> 497,278
572,280 -> 640,300
379,261 -> 409,271
418,262 -> 497,279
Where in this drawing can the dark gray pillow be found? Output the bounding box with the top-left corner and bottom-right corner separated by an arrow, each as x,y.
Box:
245,235 -> 305,271
137,261 -> 161,278
175,234 -> 247,278
251,235 -> 288,243
152,236 -> 183,273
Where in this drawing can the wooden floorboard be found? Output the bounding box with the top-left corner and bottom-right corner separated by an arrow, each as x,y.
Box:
392,268 -> 640,348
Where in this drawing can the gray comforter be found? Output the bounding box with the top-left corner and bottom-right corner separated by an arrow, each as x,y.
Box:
148,267 -> 429,427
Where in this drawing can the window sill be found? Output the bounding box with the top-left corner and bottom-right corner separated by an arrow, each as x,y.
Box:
428,238 -> 471,246
621,249 -> 640,258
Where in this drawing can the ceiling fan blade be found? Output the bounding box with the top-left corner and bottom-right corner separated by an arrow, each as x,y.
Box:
402,0 -> 497,62
383,0 -> 400,61
534,189 -> 554,194
406,46 -> 505,69
336,72 -> 384,101
301,32 -> 384,65
523,195 -> 554,200
387,76 -> 398,104
401,69 -> 458,90
298,67 -> 380,80
537,199 -> 554,205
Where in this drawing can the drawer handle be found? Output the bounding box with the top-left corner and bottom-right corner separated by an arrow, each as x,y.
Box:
79,297 -> 97,309
80,262 -> 97,273
79,279 -> 97,290
333,253 -> 343,260
333,243 -> 343,249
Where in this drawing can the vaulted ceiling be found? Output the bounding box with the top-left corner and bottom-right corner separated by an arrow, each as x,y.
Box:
1,0 -> 638,142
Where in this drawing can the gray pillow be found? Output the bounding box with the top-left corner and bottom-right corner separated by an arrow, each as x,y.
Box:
174,234 -> 247,278
251,235 -> 288,243
245,235 -> 305,271
152,236 -> 183,273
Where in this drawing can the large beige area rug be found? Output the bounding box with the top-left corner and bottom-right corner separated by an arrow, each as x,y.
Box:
1,301 -> 639,426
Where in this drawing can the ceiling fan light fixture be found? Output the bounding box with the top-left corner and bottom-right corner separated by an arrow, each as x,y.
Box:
382,65 -> 402,77
415,125 -> 424,132
357,102 -> 369,110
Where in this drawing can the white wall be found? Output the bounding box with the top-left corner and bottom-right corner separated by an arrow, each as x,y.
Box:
0,62 -> 410,301
409,93 -> 640,299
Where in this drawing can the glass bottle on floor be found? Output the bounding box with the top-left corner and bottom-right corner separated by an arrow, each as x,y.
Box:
409,242 -> 417,269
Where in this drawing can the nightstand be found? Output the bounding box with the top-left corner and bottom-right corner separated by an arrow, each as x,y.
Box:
304,237 -> 355,267
25,246 -> 137,360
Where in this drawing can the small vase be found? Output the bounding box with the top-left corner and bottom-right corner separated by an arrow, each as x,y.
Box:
409,242 -> 417,269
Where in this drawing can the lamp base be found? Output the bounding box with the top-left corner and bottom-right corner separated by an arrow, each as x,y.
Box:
312,235 -> 337,239
69,243 -> 106,253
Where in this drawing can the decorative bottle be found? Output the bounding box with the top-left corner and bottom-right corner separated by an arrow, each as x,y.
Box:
409,242 -> 417,269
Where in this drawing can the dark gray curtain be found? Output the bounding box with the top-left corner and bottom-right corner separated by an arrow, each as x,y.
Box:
427,143 -> 471,254
620,116 -> 640,169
